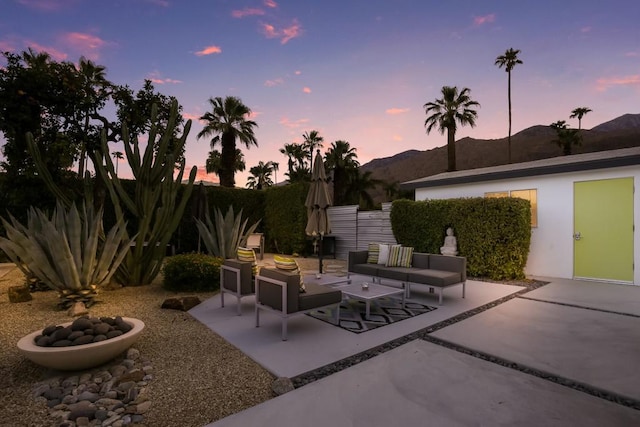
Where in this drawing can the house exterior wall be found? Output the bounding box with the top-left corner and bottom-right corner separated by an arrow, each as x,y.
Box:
414,165 -> 639,285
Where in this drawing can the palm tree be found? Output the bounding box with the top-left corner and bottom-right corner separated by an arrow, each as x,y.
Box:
205,149 -> 245,179
197,96 -> 258,187
279,143 -> 308,182
570,107 -> 592,130
495,48 -> 523,163
344,169 -> 383,209
112,151 -> 123,176
324,140 -> 359,206
302,130 -> 324,169
246,160 -> 278,190
77,56 -> 109,177
550,120 -> 582,155
424,86 -> 480,172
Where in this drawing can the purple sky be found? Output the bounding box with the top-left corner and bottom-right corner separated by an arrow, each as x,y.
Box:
2,0 -> 639,185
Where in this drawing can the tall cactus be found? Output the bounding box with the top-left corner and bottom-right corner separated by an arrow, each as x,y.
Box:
93,100 -> 197,286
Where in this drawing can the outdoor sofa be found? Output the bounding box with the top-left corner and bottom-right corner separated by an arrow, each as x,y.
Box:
255,267 -> 343,341
220,259 -> 255,315
348,248 -> 466,305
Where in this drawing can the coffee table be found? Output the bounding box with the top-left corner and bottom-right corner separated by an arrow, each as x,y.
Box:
338,282 -> 405,319
303,273 -> 350,287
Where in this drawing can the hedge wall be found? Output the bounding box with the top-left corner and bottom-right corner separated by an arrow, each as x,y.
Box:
264,182 -> 309,255
391,197 -> 531,280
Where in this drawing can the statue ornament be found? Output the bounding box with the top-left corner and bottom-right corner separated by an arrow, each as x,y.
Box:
440,227 -> 458,256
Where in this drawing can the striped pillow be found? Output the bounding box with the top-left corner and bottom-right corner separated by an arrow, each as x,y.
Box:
237,247 -> 256,263
366,243 -> 380,264
386,245 -> 413,268
273,255 -> 306,293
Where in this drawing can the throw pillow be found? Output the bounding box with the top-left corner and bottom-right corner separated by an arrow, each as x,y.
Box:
366,243 -> 380,264
273,255 -> 306,293
377,244 -> 391,265
387,245 -> 414,268
237,246 -> 258,276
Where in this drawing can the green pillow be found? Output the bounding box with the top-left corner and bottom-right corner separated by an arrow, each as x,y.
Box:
366,243 -> 380,264
273,255 -> 306,293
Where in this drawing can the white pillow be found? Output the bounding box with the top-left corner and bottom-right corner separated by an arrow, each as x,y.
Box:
377,244 -> 390,265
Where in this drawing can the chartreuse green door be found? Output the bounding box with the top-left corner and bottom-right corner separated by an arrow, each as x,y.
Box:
574,177 -> 634,282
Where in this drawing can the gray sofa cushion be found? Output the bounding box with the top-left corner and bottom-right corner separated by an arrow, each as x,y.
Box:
377,266 -> 414,282
257,268 -> 300,313
411,253 -> 430,269
408,269 -> 462,287
429,255 -> 467,281
298,283 -> 342,311
350,263 -> 379,276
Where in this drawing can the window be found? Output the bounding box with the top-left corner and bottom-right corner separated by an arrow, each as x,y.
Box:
484,189 -> 538,227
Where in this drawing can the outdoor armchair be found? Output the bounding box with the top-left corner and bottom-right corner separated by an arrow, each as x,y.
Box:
220,259 -> 255,315
255,267 -> 343,340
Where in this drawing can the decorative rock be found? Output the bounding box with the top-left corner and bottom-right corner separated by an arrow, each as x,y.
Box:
271,377 -> 295,395
8,285 -> 32,303
68,301 -> 89,316
136,400 -> 152,414
161,296 -> 201,311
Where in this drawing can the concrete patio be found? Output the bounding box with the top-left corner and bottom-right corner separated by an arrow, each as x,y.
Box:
190,259 -> 640,427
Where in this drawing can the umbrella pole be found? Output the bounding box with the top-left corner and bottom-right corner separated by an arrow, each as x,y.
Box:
318,235 -> 324,274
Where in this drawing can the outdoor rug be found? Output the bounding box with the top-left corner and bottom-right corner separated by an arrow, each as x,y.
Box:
307,297 -> 436,334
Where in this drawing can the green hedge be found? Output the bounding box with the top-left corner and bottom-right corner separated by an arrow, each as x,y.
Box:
391,197 -> 531,280
162,253 -> 223,292
264,182 -> 309,255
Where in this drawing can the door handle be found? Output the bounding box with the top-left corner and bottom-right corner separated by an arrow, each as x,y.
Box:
574,232 -> 582,241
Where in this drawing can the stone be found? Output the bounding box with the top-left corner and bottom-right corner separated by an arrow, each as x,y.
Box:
271,377 -> 295,395
8,285 -> 32,303
68,301 -> 89,317
161,296 -> 201,311
136,400 -> 152,414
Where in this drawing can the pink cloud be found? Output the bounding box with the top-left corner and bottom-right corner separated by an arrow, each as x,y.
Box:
625,51 -> 639,57
0,40 -> 16,52
146,0 -> 169,6
186,166 -> 219,184
183,112 -> 201,121
26,41 -> 67,60
392,135 -> 403,142
279,117 -> 309,129
261,20 -> 302,44
294,70 -> 301,75
232,7 -> 265,18
149,77 -> 182,84
195,45 -> 222,56
596,75 -> 640,91
264,0 -> 277,8
473,14 -> 495,26
264,78 -> 284,87
580,26 -> 592,33
386,108 -> 409,115
59,32 -> 107,60
302,87 -> 311,93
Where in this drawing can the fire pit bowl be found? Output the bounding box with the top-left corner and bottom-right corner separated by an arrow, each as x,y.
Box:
17,317 -> 145,371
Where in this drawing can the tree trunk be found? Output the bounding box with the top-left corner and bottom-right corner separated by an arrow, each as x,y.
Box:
507,71 -> 512,163
220,132 -> 236,187
447,128 -> 456,172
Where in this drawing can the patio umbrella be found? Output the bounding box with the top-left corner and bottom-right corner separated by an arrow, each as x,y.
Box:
305,149 -> 332,273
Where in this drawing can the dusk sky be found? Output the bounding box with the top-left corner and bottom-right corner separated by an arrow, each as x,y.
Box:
1,0 -> 639,186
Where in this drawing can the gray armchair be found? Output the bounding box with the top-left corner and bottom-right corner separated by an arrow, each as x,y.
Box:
220,259 -> 255,315
255,268 -> 343,340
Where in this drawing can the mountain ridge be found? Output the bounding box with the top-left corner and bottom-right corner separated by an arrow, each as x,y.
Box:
362,113 -> 640,201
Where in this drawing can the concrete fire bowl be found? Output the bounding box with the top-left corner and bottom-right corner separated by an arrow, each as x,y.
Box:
17,317 -> 145,371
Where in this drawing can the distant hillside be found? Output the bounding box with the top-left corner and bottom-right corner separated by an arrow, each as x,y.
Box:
362,113 -> 640,203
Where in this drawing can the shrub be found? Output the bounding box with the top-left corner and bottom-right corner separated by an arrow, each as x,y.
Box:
162,253 -> 223,292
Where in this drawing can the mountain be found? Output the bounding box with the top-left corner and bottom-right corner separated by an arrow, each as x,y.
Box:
362,114 -> 640,202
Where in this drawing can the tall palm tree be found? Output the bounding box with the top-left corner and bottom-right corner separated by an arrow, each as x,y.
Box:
197,96 -> 258,187
424,86 -> 480,172
495,48 -> 523,163
246,160 -> 278,190
302,130 -> 324,173
112,151 -> 123,176
205,149 -> 245,179
77,56 -> 109,177
324,140 -> 359,206
570,107 -> 592,130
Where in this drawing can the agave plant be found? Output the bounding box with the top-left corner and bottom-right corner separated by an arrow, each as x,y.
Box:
0,202 -> 133,308
195,206 -> 260,259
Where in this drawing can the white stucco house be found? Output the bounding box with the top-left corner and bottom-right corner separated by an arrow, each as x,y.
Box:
401,147 -> 640,285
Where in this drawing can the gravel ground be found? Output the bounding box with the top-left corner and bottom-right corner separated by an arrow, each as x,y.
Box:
0,265 -> 274,427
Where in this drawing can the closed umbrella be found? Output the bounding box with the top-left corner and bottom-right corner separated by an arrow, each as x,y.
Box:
305,149 -> 332,273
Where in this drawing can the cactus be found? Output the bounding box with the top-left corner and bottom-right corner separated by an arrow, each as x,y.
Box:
0,202 -> 132,308
195,205 -> 260,259
93,100 -> 197,286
